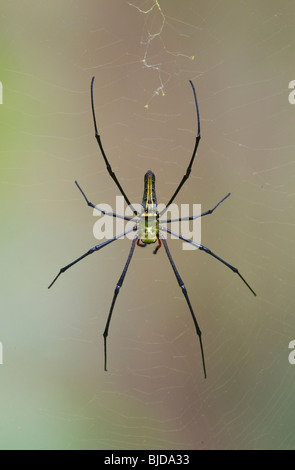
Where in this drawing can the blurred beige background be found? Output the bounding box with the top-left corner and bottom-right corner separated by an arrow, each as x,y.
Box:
0,0 -> 295,449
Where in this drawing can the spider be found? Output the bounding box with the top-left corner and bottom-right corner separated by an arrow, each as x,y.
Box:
49,77 -> 256,378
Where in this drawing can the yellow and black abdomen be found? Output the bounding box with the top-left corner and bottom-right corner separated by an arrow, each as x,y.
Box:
139,170 -> 159,244
141,170 -> 157,209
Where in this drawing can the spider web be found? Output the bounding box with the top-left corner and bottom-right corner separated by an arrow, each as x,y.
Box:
0,0 -> 295,451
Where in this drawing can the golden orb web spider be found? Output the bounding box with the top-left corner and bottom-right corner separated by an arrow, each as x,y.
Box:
49,77 -> 256,378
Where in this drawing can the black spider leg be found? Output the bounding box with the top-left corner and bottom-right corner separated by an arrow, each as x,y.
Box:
75,180 -> 137,222
103,235 -> 138,371
91,77 -> 138,216
161,236 -> 207,379
161,226 -> 257,297
161,193 -> 231,224
159,80 -> 200,217
48,226 -> 135,289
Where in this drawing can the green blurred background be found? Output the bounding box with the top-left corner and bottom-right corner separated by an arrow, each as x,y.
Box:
1,0 -> 295,450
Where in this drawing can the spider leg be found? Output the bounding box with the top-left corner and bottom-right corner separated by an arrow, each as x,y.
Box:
161,236 -> 207,379
137,239 -> 147,247
161,226 -> 257,297
103,235 -> 138,371
153,235 -> 162,254
48,226 -> 135,289
160,193 -> 231,224
159,80 -> 200,217
75,180 -> 136,222
91,77 -> 138,216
